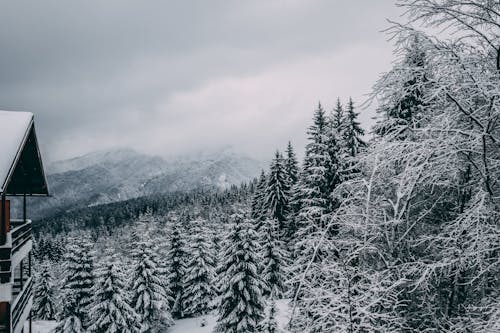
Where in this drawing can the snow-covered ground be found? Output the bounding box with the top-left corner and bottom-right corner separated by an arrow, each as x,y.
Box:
171,299 -> 291,332
28,299 -> 292,333
25,320 -> 58,333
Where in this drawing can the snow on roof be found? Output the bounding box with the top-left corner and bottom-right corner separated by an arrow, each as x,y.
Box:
0,110 -> 34,193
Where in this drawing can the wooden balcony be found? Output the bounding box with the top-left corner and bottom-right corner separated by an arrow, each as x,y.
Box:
0,219 -> 32,284
10,220 -> 31,258
11,276 -> 33,333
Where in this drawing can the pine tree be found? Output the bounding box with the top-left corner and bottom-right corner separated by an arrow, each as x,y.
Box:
56,236 -> 94,331
332,97 -> 344,130
250,170 -> 267,227
261,218 -> 286,299
53,316 -> 84,333
130,223 -> 174,332
88,255 -> 140,333
290,103 -> 343,309
33,263 -> 56,320
166,218 -> 187,319
300,102 -> 331,214
342,97 -> 365,158
182,218 -> 216,319
214,214 -> 265,333
284,142 -> 299,186
373,35 -> 430,139
263,151 -> 290,228
259,300 -> 280,333
293,102 -> 332,240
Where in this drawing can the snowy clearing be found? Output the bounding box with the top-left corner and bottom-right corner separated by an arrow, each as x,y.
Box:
29,299 -> 291,333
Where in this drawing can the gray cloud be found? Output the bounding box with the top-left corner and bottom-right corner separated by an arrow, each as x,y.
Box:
0,0 -> 402,162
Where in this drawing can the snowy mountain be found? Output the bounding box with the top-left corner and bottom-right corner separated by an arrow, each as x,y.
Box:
23,147 -> 263,219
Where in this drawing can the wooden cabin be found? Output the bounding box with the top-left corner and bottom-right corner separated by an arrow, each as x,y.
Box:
0,111 -> 49,333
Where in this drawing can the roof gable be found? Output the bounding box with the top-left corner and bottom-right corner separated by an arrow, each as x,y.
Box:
0,111 -> 49,196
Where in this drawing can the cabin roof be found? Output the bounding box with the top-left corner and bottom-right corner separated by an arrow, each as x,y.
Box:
0,110 -> 49,196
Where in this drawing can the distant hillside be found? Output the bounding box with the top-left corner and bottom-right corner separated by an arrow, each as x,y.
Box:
18,147 -> 262,219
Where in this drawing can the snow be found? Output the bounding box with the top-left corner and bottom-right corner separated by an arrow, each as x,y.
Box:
29,300 -> 292,333
25,320 -> 58,333
0,110 -> 33,192
169,299 -> 292,333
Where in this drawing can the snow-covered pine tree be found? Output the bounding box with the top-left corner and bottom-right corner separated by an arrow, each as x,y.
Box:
89,254 -> 140,333
332,97 -> 344,131
33,262 -> 56,320
291,102 -> 333,252
261,218 -> 286,299
55,236 -> 94,332
290,0 -> 500,331
130,223 -> 174,332
250,170 -> 267,229
166,217 -> 188,319
373,34 -> 430,139
259,300 -> 280,333
263,151 -> 290,229
53,315 -> 84,333
182,218 -> 216,320
284,141 -> 299,187
324,108 -> 343,213
342,97 -> 366,158
214,214 -> 265,333
295,102 -> 331,230
289,102 -> 344,317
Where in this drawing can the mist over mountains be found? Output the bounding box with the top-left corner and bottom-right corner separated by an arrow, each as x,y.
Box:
23,147 -> 263,219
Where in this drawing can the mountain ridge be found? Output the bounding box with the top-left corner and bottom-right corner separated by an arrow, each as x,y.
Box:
21,147 -> 263,219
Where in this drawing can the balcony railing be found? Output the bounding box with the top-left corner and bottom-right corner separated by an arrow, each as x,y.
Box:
0,220 -> 32,283
11,276 -> 33,331
10,220 -> 31,256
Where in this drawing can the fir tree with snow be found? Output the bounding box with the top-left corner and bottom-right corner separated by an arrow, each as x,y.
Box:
53,315 -> 84,333
130,223 -> 174,332
214,214 -> 265,333
88,254 -> 140,333
263,151 -> 290,228
297,102 -> 331,223
182,218 -> 217,319
250,170 -> 267,227
332,97 -> 344,131
166,217 -> 188,319
33,262 -> 56,320
261,218 -> 286,299
284,141 -> 299,186
259,300 -> 281,333
373,35 -> 430,139
292,102 -> 332,245
342,97 -> 365,158
56,236 -> 94,331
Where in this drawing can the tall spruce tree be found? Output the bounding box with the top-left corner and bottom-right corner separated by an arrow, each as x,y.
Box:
293,102 -> 332,240
342,97 -> 366,158
89,255 -> 140,333
261,218 -> 286,299
332,98 -> 344,131
284,142 -> 299,186
263,151 -> 290,229
300,102 -> 331,213
250,170 -> 267,228
373,35 -> 430,139
55,236 -> 94,332
259,300 -> 280,333
290,103 -> 343,310
214,214 -> 265,333
166,218 -> 187,319
33,263 -> 56,320
130,223 -> 174,332
182,218 -> 216,319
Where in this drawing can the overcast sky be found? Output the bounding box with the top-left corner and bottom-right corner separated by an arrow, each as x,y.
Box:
0,0 -> 403,162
